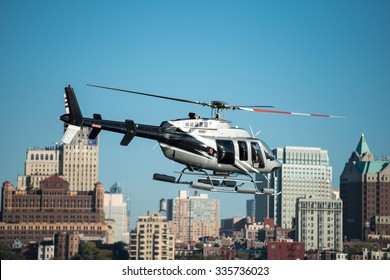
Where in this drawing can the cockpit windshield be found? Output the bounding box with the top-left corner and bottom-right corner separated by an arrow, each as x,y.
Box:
260,140 -> 276,160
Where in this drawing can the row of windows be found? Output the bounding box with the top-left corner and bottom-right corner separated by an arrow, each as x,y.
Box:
30,154 -> 57,160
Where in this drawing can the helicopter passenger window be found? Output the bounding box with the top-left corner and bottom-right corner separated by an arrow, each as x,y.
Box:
216,140 -> 235,164
238,141 -> 248,161
251,142 -> 264,168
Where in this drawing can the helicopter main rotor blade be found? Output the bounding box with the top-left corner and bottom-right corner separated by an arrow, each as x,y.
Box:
236,107 -> 346,118
87,84 -> 212,107
229,105 -> 276,109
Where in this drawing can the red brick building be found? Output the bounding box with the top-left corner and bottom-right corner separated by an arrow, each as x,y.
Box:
267,240 -> 304,260
0,176 -> 107,248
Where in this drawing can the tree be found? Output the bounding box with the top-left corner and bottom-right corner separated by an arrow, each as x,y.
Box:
112,242 -> 129,260
72,242 -> 107,260
0,241 -> 24,260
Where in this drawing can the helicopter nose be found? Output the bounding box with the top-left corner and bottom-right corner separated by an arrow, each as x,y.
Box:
272,159 -> 282,172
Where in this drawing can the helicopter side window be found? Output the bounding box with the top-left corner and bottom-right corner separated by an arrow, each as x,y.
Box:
251,142 -> 264,168
216,140 -> 235,164
238,141 -> 248,161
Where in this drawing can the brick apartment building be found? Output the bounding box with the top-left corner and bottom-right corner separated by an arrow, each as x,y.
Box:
267,240 -> 304,260
0,176 -> 108,249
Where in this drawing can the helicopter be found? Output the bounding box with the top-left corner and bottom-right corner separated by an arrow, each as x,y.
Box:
60,84 -> 343,195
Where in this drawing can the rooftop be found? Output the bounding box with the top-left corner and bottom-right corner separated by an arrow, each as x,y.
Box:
355,133 -> 370,157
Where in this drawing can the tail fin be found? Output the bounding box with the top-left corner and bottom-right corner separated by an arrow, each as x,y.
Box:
60,85 -> 84,144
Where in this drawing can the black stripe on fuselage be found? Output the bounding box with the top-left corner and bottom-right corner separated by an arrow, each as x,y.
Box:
82,118 -> 211,158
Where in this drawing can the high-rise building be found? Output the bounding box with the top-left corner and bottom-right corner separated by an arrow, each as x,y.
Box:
256,146 -> 332,228
295,197 -> 343,251
17,126 -> 99,191
246,199 -> 255,217
104,183 -> 130,244
340,134 -> 390,241
110,182 -> 131,231
167,190 -> 219,243
129,212 -> 174,260
254,173 -> 274,223
62,126 -> 99,191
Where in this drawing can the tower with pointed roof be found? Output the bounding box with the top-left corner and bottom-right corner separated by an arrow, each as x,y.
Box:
340,134 -> 390,241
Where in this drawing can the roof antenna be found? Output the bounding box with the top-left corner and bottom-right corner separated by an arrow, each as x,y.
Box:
249,125 -> 261,138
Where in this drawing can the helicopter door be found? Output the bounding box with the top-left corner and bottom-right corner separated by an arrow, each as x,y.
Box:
216,140 -> 235,164
251,141 -> 265,168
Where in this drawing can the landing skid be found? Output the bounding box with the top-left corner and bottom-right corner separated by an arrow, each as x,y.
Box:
153,168 -> 280,195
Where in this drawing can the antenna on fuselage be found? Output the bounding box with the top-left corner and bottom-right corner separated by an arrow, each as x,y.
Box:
249,125 -> 261,138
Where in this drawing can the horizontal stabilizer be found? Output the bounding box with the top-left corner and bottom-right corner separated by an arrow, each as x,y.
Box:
62,124 -> 81,144
120,119 -> 136,146
89,114 -> 102,140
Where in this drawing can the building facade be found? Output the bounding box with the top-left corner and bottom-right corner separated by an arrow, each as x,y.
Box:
295,197 -> 343,251
37,239 -> 55,260
220,217 -> 248,238
17,126 -> 99,191
246,199 -> 255,217
340,134 -> 390,240
62,126 -> 99,191
167,190 -> 219,243
130,212 -> 174,260
267,239 -> 304,260
256,146 -> 332,228
0,177 -> 107,246
54,232 -> 80,260
104,191 -> 130,244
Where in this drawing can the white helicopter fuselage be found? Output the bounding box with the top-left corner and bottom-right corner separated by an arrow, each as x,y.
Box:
158,117 -> 281,175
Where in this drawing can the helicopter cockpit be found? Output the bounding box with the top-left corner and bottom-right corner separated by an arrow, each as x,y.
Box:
248,139 -> 279,173
215,138 -> 280,174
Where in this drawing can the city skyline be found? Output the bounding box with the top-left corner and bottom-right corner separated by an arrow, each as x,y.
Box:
1,1 -> 389,226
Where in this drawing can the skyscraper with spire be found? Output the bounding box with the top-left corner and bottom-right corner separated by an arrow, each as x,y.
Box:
340,134 -> 390,241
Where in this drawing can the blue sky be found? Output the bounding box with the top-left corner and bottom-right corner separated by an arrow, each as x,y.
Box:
1,0 -> 389,227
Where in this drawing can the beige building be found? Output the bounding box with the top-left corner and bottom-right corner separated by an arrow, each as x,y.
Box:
167,190 -> 219,243
295,197 -> 343,251
130,212 -> 174,260
62,126 -> 99,191
18,126 -> 99,191
17,146 -> 62,189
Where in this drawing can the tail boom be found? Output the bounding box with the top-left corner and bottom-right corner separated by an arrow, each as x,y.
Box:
60,85 -> 161,146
